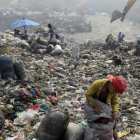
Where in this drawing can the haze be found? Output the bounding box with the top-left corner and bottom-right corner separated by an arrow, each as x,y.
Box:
0,0 -> 139,22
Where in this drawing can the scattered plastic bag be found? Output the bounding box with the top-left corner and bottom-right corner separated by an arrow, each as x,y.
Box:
14,110 -> 38,125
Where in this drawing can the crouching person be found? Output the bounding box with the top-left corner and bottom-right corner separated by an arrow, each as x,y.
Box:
84,75 -> 127,140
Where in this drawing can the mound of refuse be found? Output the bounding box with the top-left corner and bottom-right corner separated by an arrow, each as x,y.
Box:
0,16 -> 140,140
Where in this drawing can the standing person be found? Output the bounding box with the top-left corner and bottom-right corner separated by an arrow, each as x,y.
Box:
85,75 -> 127,139
120,34 -> 125,42
118,32 -> 122,42
48,24 -> 57,47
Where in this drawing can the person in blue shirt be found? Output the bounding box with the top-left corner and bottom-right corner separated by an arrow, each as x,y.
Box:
48,24 -> 57,47
118,32 -> 122,42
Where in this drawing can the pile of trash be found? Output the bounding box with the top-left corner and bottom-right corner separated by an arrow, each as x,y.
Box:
0,29 -> 140,140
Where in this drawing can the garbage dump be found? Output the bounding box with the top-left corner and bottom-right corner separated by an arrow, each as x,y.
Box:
0,4 -> 140,140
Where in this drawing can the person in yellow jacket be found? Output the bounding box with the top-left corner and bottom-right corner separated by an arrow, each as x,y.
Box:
86,75 -> 127,123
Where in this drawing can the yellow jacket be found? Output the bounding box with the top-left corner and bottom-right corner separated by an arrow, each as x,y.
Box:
86,79 -> 119,112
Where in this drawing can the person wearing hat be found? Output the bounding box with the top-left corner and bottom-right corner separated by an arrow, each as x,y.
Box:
86,75 -> 127,123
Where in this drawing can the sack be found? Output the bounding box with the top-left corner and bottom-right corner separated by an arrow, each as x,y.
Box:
36,37 -> 48,45
84,126 -> 113,140
18,40 -> 30,50
34,42 -> 48,50
84,100 -> 112,123
14,59 -> 26,80
35,49 -> 47,54
62,123 -> 80,140
36,110 -> 70,140
62,123 -> 85,140
84,99 -> 114,140
0,44 -> 10,55
46,45 -> 53,54
0,109 -> 5,130
41,88 -> 56,96
70,127 -> 85,140
55,33 -> 59,39
51,45 -> 63,55
0,56 -> 15,80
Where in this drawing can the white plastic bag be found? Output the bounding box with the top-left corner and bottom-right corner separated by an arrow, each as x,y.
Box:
14,110 -> 38,125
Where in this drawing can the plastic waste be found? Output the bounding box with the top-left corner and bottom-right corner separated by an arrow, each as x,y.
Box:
39,103 -> 49,112
14,110 -> 38,125
33,122 -> 41,130
118,129 -> 130,138
41,88 -> 56,96
78,121 -> 87,127
29,89 -> 37,98
66,86 -> 75,90
6,135 -> 20,140
127,134 -> 140,140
